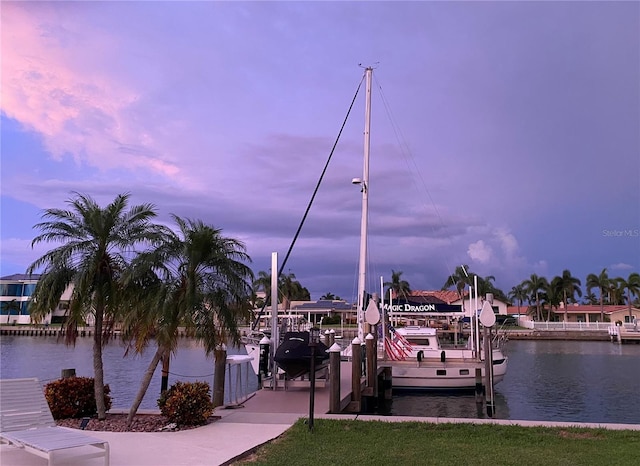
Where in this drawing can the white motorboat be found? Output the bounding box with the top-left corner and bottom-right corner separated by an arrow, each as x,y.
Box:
382,326 -> 508,390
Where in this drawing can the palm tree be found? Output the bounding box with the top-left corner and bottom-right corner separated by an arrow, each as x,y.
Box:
476,275 -> 496,299
583,292 -> 598,305
253,270 -> 272,295
618,272 -> 640,321
523,274 -> 549,321
608,279 -> 625,305
122,216 -> 253,426
27,192 -> 165,419
543,278 -> 563,322
555,269 -> 582,322
586,268 -> 610,321
278,272 -> 310,308
320,292 -> 341,300
508,284 -> 527,323
385,270 -> 411,301
442,265 -> 471,312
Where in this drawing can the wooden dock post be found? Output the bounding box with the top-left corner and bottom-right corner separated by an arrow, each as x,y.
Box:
350,337 -> 362,412
475,367 -> 484,404
365,333 -> 376,392
329,343 -> 342,413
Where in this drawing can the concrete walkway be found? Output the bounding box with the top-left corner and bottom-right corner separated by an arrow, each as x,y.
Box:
2,407 -> 639,466
3,375 -> 639,466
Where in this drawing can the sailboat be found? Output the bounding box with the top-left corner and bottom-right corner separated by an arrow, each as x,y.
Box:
352,67 -> 508,390
244,66 -> 508,391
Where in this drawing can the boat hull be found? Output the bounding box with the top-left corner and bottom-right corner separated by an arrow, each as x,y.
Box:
384,357 -> 508,390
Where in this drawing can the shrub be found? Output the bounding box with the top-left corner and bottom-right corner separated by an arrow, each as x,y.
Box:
321,315 -> 342,326
44,376 -> 112,419
158,381 -> 213,426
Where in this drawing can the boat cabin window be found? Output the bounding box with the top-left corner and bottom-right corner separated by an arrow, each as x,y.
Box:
436,369 -> 446,376
407,338 -> 430,346
459,369 -> 469,375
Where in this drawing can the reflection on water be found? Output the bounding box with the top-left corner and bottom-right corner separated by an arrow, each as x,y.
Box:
2,336 -> 638,423
376,390 -> 510,420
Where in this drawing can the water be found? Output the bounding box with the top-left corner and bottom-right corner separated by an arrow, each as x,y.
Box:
1,336 -> 638,424
0,335 -> 259,410
381,340 -> 640,424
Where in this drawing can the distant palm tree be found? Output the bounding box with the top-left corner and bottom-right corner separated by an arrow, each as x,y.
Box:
385,270 -> 411,301
477,275 -> 496,299
583,292 -> 598,305
122,216 -> 253,426
543,278 -> 563,321
253,271 -> 309,310
320,292 -> 341,300
508,284 -> 527,321
253,270 -> 272,295
27,192 -> 166,420
608,279 -> 625,305
555,269 -> 582,322
523,274 -> 549,321
618,272 -> 640,321
442,265 -> 471,311
586,268 -> 610,321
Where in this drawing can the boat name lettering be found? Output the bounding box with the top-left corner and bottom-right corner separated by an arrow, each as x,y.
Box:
383,303 -> 436,312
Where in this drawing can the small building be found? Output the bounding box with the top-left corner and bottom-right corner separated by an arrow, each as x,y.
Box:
289,299 -> 354,326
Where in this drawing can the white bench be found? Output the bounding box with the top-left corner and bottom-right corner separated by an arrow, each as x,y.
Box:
0,378 -> 109,466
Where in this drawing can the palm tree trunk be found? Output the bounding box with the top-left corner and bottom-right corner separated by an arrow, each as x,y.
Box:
212,347 -> 227,408
127,347 -> 164,428
161,352 -> 170,392
93,307 -> 107,420
600,292 -> 604,322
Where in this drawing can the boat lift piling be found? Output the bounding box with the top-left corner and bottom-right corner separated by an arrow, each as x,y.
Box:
480,298 -> 497,417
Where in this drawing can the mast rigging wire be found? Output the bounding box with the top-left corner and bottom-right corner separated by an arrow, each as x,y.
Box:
252,73 -> 366,330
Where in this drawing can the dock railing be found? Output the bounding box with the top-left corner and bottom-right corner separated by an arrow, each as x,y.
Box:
525,321 -> 617,331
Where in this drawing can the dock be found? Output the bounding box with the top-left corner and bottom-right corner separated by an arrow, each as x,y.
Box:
608,325 -> 640,344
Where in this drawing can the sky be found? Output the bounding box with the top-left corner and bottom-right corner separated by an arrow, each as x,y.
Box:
1,0 -> 639,303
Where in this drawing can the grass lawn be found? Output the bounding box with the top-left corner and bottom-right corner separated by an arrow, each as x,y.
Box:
235,419 -> 639,466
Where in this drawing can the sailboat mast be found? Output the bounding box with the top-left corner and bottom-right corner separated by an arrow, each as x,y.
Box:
357,67 -> 373,343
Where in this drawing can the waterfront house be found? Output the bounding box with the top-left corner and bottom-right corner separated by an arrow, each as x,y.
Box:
506,303 -> 640,324
1,273 -> 73,325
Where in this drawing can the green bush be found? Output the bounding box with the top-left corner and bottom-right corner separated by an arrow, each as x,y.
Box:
321,315 -> 341,325
158,381 -> 213,426
44,376 -> 112,419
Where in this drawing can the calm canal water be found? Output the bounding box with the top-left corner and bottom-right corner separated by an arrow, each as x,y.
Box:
1,336 -> 638,424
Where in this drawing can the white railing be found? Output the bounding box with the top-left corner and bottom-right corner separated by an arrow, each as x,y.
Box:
529,321 -> 614,331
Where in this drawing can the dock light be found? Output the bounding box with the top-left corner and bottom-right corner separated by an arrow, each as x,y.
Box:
308,327 -> 320,432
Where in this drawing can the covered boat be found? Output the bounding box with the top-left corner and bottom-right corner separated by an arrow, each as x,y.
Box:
274,331 -> 329,379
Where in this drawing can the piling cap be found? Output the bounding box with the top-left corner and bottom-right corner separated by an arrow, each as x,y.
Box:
351,337 -> 361,345
259,336 -> 270,345
325,330 -> 330,335
365,333 -> 374,340
329,329 -> 335,334
329,343 -> 342,352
